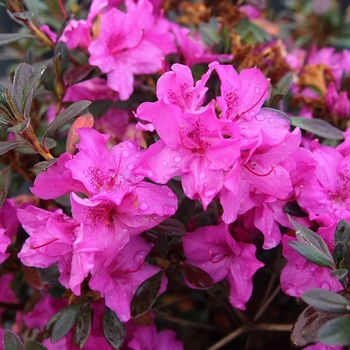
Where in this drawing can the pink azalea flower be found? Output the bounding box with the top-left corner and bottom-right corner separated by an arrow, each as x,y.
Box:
89,236 -> 165,322
88,0 -> 176,100
297,144 -> 350,226
135,101 -> 241,209
127,323 -> 183,350
182,223 -> 263,310
280,224 -> 343,297
304,343 -> 342,350
170,24 -> 232,67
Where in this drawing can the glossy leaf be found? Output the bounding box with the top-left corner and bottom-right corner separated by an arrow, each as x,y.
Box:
318,316 -> 350,345
103,307 -> 125,350
153,218 -> 186,236
291,117 -> 344,140
302,288 -> 350,313
130,270 -> 163,318
7,118 -> 30,133
335,220 -> 350,246
330,268 -> 348,280
37,264 -> 61,286
182,263 -> 213,289
74,303 -> 92,349
24,341 -> 48,350
64,64 -> 95,85
43,100 -> 92,140
3,330 -> 24,350
291,306 -> 341,347
46,303 -> 83,343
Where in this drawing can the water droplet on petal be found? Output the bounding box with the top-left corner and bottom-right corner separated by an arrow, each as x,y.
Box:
122,150 -> 130,158
199,172 -> 206,180
254,87 -> 260,94
173,156 -> 182,163
162,160 -> 168,166
321,281 -> 331,290
127,142 -> 134,149
255,114 -> 265,121
127,164 -> 134,170
139,202 -> 149,211
167,191 -> 175,198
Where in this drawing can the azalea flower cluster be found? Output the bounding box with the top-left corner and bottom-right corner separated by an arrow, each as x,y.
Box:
1,0 -> 350,349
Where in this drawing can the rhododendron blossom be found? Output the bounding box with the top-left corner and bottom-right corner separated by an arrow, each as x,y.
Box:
183,223 -> 264,309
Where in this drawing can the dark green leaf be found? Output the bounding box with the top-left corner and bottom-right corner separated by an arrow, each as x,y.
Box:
103,307 -> 125,350
289,216 -> 334,264
7,118 -> 30,133
176,196 -> 196,226
54,43 -> 69,72
13,11 -> 34,20
330,268 -> 348,280
0,104 -> 13,122
0,141 -> 30,155
182,263 -> 213,289
24,341 -> 48,350
275,72 -> 294,95
261,107 -> 291,123
291,306 -> 341,347
291,117 -> 344,140
3,330 -> 24,350
156,233 -> 169,258
302,289 -> 350,313
269,93 -> 284,108
288,241 -> 334,269
318,316 -> 350,345
64,65 -> 95,86
335,220 -> 350,246
74,303 -> 92,348
33,158 -> 58,171
333,243 -> 346,269
153,218 -> 186,236
43,100 -> 91,139
0,33 -> 34,46
46,303 -> 83,343
130,270 -> 163,318
0,165 -> 12,209
283,201 -> 309,217
22,63 -> 48,118
37,264 -> 61,286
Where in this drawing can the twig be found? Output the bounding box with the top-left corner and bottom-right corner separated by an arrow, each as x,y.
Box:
153,309 -> 216,330
253,284 -> 281,322
207,323 -> 292,350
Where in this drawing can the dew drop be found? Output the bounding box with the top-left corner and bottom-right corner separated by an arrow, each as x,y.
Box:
173,156 -> 182,163
167,191 -> 175,198
254,87 -> 260,94
321,281 -> 331,290
162,160 -> 168,166
127,142 -> 134,149
199,172 -> 206,180
127,164 -> 134,170
139,202 -> 149,211
268,117 -> 274,124
134,153 -> 140,158
255,114 -> 265,121
122,150 -> 130,158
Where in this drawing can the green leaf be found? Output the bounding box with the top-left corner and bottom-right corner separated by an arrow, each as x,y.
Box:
335,220 -> 350,246
43,100 -> 91,140
3,330 -> 24,350
155,232 -> 169,258
176,196 -> 196,226
289,216 -> 334,265
13,11 -> 34,20
182,263 -> 213,290
0,141 -> 30,155
291,305 -> 341,347
0,33 -> 34,46
74,303 -> 92,348
288,241 -> 334,269
153,218 -> 186,236
302,289 -> 350,313
46,303 -> 83,343
330,268 -> 348,280
291,117 -> 344,140
37,264 -> 61,286
103,307 -> 125,350
24,341 -> 48,350
7,118 -> 30,133
33,158 -> 58,171
54,42 -> 69,72
275,72 -> 294,95
0,165 -> 12,209
318,316 -> 350,345
130,270 -> 163,318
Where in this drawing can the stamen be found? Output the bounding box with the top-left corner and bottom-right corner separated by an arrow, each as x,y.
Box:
244,164 -> 276,177
30,238 -> 59,250
277,185 -> 304,202
238,78 -> 271,119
